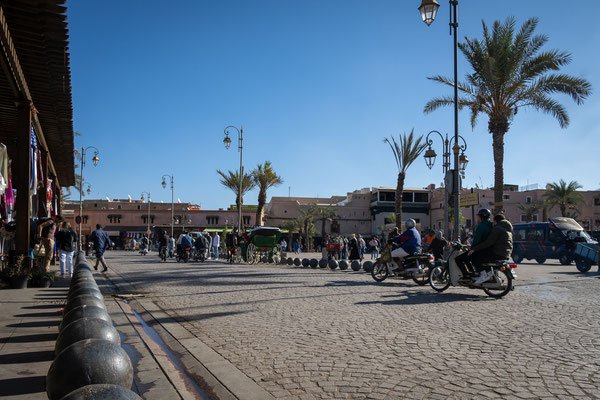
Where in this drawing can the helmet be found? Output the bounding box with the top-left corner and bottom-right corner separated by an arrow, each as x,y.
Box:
477,209 -> 491,218
404,218 -> 416,228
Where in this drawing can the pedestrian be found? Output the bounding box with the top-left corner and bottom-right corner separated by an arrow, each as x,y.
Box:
55,221 -> 77,277
280,237 -> 287,253
341,236 -> 348,259
212,232 -> 220,260
36,214 -> 64,272
293,238 -> 301,254
369,237 -> 379,259
89,224 -> 112,272
358,234 -> 366,260
423,230 -> 435,252
348,234 -> 361,261
206,232 -> 213,259
429,230 -> 448,261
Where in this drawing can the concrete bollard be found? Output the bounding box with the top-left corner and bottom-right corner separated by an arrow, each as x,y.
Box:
59,384 -> 143,400
328,259 -> 338,270
319,259 -> 328,268
287,257 -> 294,265
363,261 -> 374,273
67,287 -> 103,302
301,258 -> 310,267
294,258 -> 301,266
351,260 -> 362,271
310,259 -> 318,268
64,295 -> 107,315
55,318 -> 120,356
339,260 -> 349,270
60,305 -> 111,332
46,339 -> 133,400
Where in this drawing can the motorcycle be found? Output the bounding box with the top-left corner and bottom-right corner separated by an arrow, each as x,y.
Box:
176,245 -> 191,263
193,247 -> 206,262
371,244 -> 434,286
159,246 -> 167,262
139,243 -> 148,256
429,241 -> 517,298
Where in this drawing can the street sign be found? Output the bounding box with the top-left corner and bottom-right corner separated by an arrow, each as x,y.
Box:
460,192 -> 479,207
75,216 -> 81,224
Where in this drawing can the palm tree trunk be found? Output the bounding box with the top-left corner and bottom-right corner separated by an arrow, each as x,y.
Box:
321,218 -> 326,237
395,172 -> 405,228
256,189 -> 266,227
492,130 -> 506,215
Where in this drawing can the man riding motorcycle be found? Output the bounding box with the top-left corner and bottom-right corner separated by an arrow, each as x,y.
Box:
389,219 -> 421,265
158,231 -> 169,259
468,213 -> 514,284
176,231 -> 193,257
455,208 -> 493,275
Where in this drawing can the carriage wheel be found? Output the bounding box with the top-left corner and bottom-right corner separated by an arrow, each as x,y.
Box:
247,243 -> 258,264
233,246 -> 243,264
272,248 -> 281,264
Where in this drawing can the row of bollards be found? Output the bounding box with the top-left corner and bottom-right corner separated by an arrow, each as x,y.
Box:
282,256 -> 374,273
46,252 -> 141,400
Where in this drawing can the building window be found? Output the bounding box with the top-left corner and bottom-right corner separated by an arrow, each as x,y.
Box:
504,194 -> 510,200
137,205 -> 141,210
379,191 -> 395,202
82,216 -> 88,224
117,205 -> 122,209
243,216 -> 251,225
594,198 -> 600,206
466,219 -> 472,228
108,215 -> 121,224
526,196 -> 532,204
414,192 -> 429,203
94,203 -> 97,208
520,214 -> 539,223
206,216 -> 219,225
402,192 -> 413,202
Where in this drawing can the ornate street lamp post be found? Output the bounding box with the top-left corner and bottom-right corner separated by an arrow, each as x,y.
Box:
419,0 -> 462,240
161,174 -> 174,238
223,125 -> 244,232
78,146 -> 99,250
141,192 -> 151,237
423,130 -> 468,237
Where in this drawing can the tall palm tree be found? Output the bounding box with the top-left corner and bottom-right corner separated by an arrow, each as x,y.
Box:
251,161 -> 283,227
424,17 -> 592,213
384,129 -> 427,228
544,179 -> 584,217
517,201 -> 543,222
310,204 -> 338,237
216,169 -> 256,229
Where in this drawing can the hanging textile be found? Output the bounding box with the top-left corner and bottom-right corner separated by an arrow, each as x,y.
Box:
30,128 -> 37,196
0,143 -> 7,195
46,178 -> 53,217
4,161 -> 14,222
36,148 -> 44,189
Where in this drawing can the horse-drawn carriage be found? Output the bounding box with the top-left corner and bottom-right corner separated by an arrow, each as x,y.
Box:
235,227 -> 282,264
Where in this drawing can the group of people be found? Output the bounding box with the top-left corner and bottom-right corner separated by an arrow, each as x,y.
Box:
319,234 -> 381,260
155,230 -> 222,261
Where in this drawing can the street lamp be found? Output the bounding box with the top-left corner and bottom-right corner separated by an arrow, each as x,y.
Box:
141,192 -> 151,237
223,125 -> 244,232
419,0 -> 461,240
161,174 -> 174,238
78,146 -> 100,250
424,130 -> 467,237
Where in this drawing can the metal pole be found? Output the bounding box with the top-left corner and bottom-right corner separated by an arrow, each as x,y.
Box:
443,135 -> 449,237
147,192 -> 151,235
171,177 -> 174,237
78,145 -> 84,250
238,128 -> 243,232
451,0 -> 460,241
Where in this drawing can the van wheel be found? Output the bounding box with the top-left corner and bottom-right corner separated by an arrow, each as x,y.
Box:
512,252 -> 523,264
535,257 -> 546,264
559,252 -> 572,265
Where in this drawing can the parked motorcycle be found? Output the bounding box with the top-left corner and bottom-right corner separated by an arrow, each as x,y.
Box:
371,244 -> 434,285
176,245 -> 191,263
429,241 -> 517,298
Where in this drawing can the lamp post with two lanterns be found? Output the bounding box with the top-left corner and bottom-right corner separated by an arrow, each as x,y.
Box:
78,146 -> 99,250
223,125 -> 244,233
423,130 -> 468,237
161,175 -> 174,238
418,0 -> 464,240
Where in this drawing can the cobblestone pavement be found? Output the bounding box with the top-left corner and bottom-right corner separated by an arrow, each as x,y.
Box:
106,251 -> 600,399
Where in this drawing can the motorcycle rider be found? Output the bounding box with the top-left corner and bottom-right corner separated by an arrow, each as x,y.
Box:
158,230 -> 169,259
176,231 -> 193,258
389,219 -> 421,265
468,213 -> 514,284
455,208 -> 493,275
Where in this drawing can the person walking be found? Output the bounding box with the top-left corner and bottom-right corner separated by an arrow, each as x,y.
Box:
369,237 -> 379,259
429,231 -> 448,261
37,215 -> 64,272
89,224 -> 112,272
55,221 -> 77,277
212,232 -> 220,260
348,234 -> 361,261
358,234 -> 366,260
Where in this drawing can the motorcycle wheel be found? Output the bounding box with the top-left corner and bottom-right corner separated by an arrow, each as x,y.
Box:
511,252 -> 523,264
483,269 -> 513,298
412,269 -> 430,286
575,258 -> 592,273
371,262 -> 389,282
559,252 -> 572,265
535,257 -> 546,265
429,266 -> 450,292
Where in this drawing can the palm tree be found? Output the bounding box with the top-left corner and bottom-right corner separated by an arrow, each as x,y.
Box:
424,17 -> 592,213
310,204 -> 338,237
384,129 -> 427,228
517,201 -> 543,222
544,179 -> 584,217
251,161 -> 283,227
282,219 -> 301,252
298,208 -> 317,251
216,169 -> 256,229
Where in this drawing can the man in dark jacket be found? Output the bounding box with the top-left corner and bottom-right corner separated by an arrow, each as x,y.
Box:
468,214 -> 513,284
455,209 -> 493,274
89,224 -> 112,272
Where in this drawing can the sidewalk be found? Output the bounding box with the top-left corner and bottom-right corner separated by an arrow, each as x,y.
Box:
0,268 -> 181,400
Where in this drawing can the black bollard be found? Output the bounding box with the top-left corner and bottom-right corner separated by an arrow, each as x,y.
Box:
351,260 -> 362,271
60,305 -> 111,332
293,258 -> 301,266
339,260 -> 349,270
301,258 -> 310,267
319,259 -> 328,268
363,261 -> 374,273
287,257 -> 294,266
310,259 -> 318,268
46,339 -> 133,400
67,287 -> 103,302
328,259 -> 338,270
59,384 -> 142,400
64,295 -> 106,315
55,318 -> 120,356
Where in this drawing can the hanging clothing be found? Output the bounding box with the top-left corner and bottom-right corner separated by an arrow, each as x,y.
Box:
30,129 -> 37,195
0,143 -> 8,195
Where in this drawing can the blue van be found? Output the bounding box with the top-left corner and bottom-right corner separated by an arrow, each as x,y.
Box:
511,217 -> 596,264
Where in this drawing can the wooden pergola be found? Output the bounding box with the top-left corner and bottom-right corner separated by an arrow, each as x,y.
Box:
0,0 -> 74,260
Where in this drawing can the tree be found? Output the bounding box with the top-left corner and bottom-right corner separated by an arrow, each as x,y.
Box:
424,17 -> 592,213
298,208 -> 317,251
544,179 -> 584,217
282,219 -> 301,252
384,129 -> 427,228
216,169 -> 256,229
310,204 -> 338,237
517,201 -> 543,222
251,161 -> 282,227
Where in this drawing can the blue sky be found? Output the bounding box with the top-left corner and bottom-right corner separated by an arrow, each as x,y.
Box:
67,1 -> 600,209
